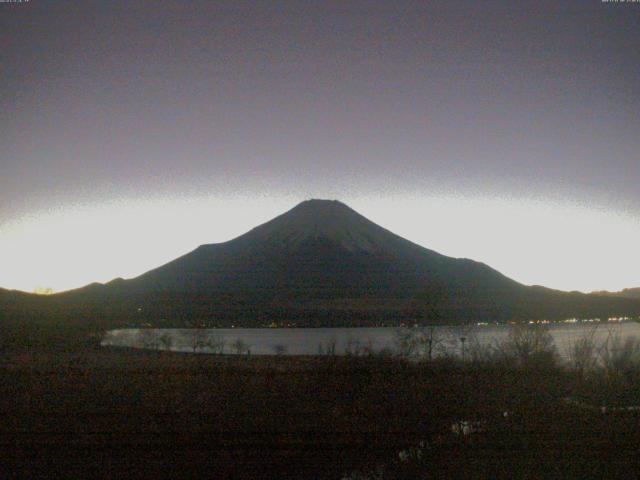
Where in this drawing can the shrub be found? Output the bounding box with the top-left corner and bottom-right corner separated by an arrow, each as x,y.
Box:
496,324 -> 557,369
564,328 -> 599,378
394,326 -> 447,360
272,343 -> 288,356
232,338 -> 249,355
159,332 -> 173,351
598,332 -> 640,380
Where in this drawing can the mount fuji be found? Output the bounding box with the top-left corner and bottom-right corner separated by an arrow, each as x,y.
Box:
3,200 -> 640,328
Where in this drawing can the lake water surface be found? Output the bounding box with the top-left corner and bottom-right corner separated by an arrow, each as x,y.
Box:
103,321 -> 640,362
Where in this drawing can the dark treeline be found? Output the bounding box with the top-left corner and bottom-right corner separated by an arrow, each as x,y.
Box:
3,283 -> 640,335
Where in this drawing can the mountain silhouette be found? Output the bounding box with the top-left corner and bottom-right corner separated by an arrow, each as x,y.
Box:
3,199 -> 640,328
591,287 -> 640,300
124,199 -> 518,297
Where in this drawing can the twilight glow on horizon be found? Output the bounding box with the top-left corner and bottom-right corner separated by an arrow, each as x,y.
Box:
1,1 -> 639,294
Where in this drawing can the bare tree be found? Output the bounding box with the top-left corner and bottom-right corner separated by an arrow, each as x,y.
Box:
232,338 -> 249,355
465,334 -> 499,363
317,338 -> 337,356
345,338 -> 364,356
443,325 -> 477,362
393,327 -> 419,358
498,323 -> 557,368
564,326 -> 599,377
361,338 -> 376,357
394,326 -> 447,360
272,343 -> 288,356
138,329 -> 159,350
415,326 -> 446,361
210,335 -> 225,355
159,332 -> 173,352
598,331 -> 640,380
191,328 -> 211,353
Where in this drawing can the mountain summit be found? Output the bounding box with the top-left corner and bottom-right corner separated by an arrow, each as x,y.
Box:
243,199 -> 396,253
20,199 -> 640,328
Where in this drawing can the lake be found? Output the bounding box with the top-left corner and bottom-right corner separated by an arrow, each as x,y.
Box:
102,321 -> 640,362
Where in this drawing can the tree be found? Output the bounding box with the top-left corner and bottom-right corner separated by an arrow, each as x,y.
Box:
210,335 -> 225,354
394,327 -> 419,358
232,338 -> 249,355
564,326 -> 599,378
138,329 -> 159,350
191,328 -> 211,353
444,325 -> 477,362
598,331 -> 640,380
159,332 -> 173,351
499,324 -> 557,368
345,338 -> 364,356
415,326 -> 446,361
272,343 -> 288,356
317,338 -> 337,356
394,326 -> 447,360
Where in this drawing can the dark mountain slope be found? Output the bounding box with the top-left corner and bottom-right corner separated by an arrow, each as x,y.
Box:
591,288 -> 640,300
125,200 -> 519,297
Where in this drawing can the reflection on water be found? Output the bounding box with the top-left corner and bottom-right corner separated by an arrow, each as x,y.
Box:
102,322 -> 640,362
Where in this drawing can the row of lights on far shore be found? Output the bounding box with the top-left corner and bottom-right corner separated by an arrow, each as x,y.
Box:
476,317 -> 637,327
559,317 -> 633,323
132,317 -> 637,329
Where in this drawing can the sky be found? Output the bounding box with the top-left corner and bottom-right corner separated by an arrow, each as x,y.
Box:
1,0 -> 639,294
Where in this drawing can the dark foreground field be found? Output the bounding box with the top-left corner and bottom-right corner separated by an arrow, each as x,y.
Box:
1,348 -> 640,479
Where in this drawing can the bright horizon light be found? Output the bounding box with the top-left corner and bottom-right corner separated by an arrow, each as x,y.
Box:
1,193 -> 638,294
